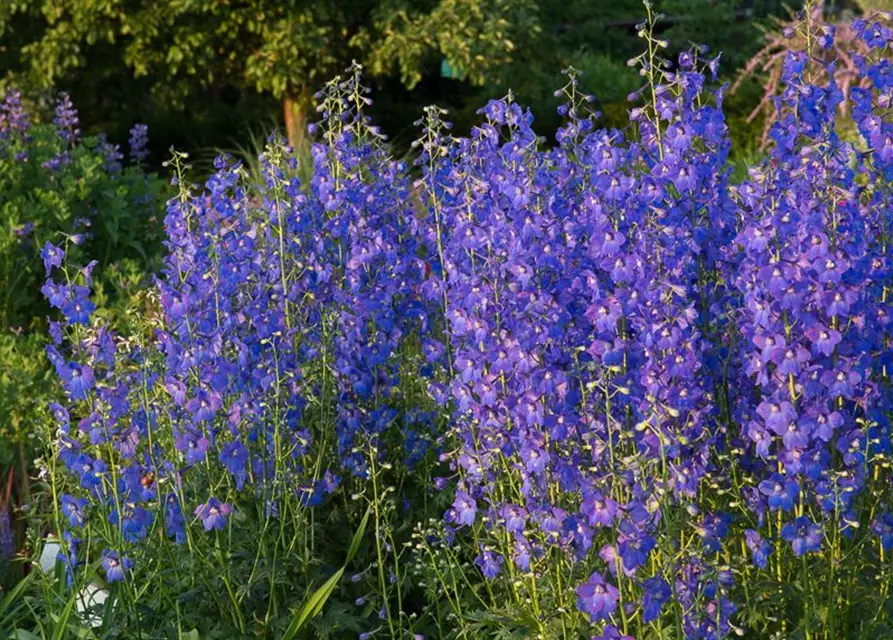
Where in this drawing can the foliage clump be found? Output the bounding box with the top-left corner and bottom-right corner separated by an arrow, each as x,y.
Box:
0,90 -> 165,593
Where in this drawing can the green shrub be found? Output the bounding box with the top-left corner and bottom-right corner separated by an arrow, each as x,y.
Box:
0,90 -> 167,575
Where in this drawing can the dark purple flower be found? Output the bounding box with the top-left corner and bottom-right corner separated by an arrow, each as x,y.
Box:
129,124 -> 150,163
0,89 -> 30,140
52,93 -> 79,144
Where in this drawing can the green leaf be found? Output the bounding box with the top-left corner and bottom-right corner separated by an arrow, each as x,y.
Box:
0,571 -> 34,625
281,567 -> 344,639
281,505 -> 370,640
344,504 -> 371,566
51,589 -> 79,640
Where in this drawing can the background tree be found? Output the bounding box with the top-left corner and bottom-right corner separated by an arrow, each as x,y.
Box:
0,0 -> 540,147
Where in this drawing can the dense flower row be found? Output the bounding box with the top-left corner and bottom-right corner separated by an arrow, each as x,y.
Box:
415,50 -> 738,637
33,14 -> 893,640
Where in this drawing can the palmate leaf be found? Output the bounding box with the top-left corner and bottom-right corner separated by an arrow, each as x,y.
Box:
309,600 -> 366,638
281,504 -> 370,640
464,606 -> 536,637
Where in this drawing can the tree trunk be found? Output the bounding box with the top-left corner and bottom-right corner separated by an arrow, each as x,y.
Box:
283,92 -> 310,150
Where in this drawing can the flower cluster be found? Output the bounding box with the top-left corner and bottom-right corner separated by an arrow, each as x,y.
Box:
129,124 -> 149,164
37,14 -> 893,640
727,44 -> 889,554
0,89 -> 31,161
413,34 -> 739,634
39,70 -> 441,635
0,87 -> 165,543
42,93 -> 80,171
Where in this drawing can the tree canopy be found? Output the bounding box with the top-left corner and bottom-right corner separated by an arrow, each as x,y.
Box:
1,0 -> 799,156
1,0 -> 542,144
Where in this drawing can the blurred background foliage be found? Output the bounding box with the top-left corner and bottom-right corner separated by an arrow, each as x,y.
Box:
0,0 -> 834,172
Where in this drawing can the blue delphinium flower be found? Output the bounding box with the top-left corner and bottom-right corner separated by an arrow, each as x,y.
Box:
129,124 -> 149,164
642,576 -> 671,623
781,516 -> 823,556
60,494 -> 87,528
194,498 -> 233,532
576,571 -> 619,622
219,441 -> 249,490
744,529 -> 774,570
872,514 -> 893,552
101,549 -> 133,583
758,474 -> 799,512
31,28 -> 893,637
41,242 -> 64,275
61,293 -> 96,326
175,428 -> 210,466
592,626 -> 634,640
450,490 -> 476,528
62,362 -> 95,401
57,532 -> 80,585
581,492 -> 618,528
164,493 -> 187,544
474,546 -> 504,580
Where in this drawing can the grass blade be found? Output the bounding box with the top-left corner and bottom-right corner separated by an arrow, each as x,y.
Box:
281,505 -> 371,639
0,572 -> 34,628
51,589 -> 79,640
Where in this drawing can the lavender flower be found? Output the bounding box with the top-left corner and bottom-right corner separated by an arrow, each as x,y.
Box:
129,124 -> 149,164
0,508 -> 13,560
194,498 -> 233,532
576,572 -> 619,622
